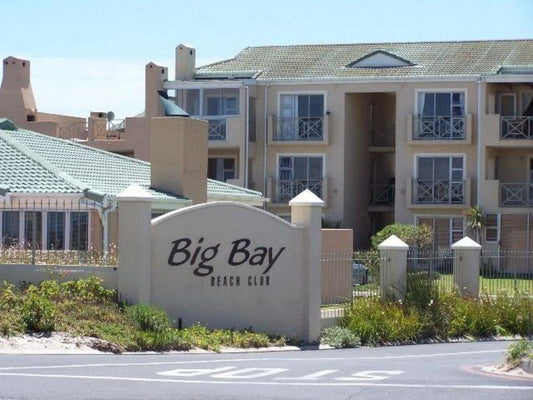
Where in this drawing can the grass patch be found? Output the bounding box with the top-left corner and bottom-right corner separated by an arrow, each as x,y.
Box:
0,277 -> 286,352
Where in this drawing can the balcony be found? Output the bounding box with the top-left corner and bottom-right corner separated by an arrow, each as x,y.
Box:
57,119 -> 126,142
413,116 -> 466,140
207,118 -> 226,141
499,183 -> 533,207
369,184 -> 395,207
269,115 -> 329,144
500,116 -> 533,140
268,177 -> 327,205
412,179 -> 465,205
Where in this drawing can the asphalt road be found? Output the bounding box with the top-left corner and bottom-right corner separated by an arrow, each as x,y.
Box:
0,341 -> 531,399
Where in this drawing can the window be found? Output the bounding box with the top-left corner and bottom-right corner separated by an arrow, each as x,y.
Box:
485,214 -> 499,242
2,211 -> 20,247
277,156 -> 323,202
208,158 -> 236,182
70,212 -> 88,251
47,212 -> 65,250
24,211 -> 42,249
418,216 -> 464,249
415,156 -> 464,204
204,89 -> 239,116
416,91 -> 465,139
277,94 -> 324,140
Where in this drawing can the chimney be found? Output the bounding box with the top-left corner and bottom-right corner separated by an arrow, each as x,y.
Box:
150,117 -> 208,204
175,44 -> 196,80
0,57 -> 37,124
145,62 -> 168,118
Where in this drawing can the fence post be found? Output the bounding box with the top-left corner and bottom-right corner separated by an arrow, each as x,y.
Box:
289,189 -> 324,344
378,235 -> 408,301
116,184 -> 153,304
451,236 -> 481,297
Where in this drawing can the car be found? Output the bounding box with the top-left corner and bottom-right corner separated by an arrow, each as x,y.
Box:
352,262 -> 369,285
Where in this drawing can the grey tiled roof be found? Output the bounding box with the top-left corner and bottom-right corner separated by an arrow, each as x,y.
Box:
0,119 -> 264,204
195,40 -> 533,81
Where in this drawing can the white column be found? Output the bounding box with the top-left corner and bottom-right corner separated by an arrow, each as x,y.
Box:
289,189 -> 324,344
378,235 -> 409,301
117,184 -> 153,304
451,236 -> 481,297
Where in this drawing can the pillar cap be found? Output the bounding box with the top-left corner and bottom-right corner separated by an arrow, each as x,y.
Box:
289,189 -> 324,207
117,184 -> 153,202
451,236 -> 481,249
377,234 -> 409,250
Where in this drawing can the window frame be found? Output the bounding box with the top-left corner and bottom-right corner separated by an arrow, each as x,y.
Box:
415,215 -> 465,249
485,213 -> 500,243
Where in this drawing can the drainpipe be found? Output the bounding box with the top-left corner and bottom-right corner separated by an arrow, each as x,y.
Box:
263,84 -> 269,210
244,84 -> 249,187
476,77 -> 483,206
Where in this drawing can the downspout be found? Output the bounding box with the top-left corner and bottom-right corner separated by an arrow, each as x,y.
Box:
244,84 -> 249,187
476,77 -> 483,207
263,84 -> 269,210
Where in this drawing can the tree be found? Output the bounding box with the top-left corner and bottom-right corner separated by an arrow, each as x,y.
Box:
370,223 -> 433,250
465,206 -> 486,243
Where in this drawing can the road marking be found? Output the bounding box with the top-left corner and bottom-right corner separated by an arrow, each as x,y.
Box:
158,367 -> 234,377
276,370 -> 338,380
211,368 -> 288,379
0,349 -> 505,371
0,372 -> 531,390
335,370 -> 404,381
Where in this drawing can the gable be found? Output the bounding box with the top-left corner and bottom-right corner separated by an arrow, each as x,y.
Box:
346,50 -> 414,68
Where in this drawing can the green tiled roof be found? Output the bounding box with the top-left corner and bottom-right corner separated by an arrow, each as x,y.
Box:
0,119 -> 264,204
196,39 -> 533,81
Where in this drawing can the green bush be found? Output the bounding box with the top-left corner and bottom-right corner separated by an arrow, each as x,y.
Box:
371,223 -> 433,249
342,297 -> 422,345
321,326 -> 360,348
61,277 -> 115,302
134,329 -> 191,352
21,292 -> 56,332
506,340 -> 533,368
125,303 -> 173,333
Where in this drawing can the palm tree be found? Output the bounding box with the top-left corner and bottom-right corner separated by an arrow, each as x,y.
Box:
465,206 -> 486,244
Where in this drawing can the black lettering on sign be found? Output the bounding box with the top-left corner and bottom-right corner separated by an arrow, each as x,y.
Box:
168,238 -> 191,266
228,239 -> 250,266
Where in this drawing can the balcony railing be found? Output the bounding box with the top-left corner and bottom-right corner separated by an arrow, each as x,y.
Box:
274,178 -> 323,203
414,116 -> 465,140
58,121 -> 88,140
500,116 -> 533,139
273,116 -> 324,141
500,183 -> 533,207
413,179 -> 465,204
369,184 -> 395,206
207,118 -> 226,141
57,119 -> 126,141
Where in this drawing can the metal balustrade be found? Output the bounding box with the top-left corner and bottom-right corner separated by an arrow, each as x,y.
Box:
207,118 -> 226,141
275,179 -> 323,203
413,179 -> 465,204
500,116 -> 533,139
413,116 -> 465,140
369,184 -> 395,206
58,119 -> 126,141
500,183 -> 533,207
58,122 -> 88,140
273,116 -> 324,141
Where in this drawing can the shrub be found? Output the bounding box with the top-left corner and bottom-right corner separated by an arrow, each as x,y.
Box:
506,340 -> 533,368
125,303 -> 173,333
342,297 -> 422,345
134,329 -> 191,352
61,276 -> 115,302
21,292 -> 56,332
370,223 -> 433,249
321,326 -> 360,348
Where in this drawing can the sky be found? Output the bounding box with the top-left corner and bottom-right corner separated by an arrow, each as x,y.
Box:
1,0 -> 532,119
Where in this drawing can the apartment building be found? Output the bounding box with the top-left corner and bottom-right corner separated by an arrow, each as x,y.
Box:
164,40 -> 533,250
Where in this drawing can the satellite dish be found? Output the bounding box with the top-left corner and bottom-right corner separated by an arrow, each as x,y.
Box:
106,111 -> 115,121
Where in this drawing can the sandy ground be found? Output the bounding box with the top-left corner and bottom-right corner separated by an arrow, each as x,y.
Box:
0,333 -> 108,354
